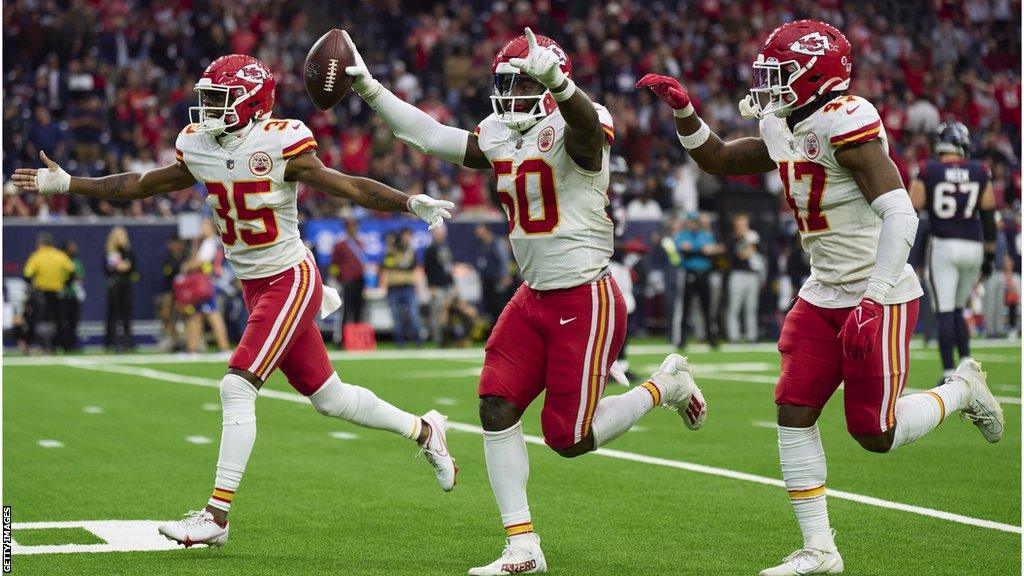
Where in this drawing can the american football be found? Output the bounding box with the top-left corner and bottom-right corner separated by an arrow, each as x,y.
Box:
3,1 -> 1021,575
304,28 -> 354,110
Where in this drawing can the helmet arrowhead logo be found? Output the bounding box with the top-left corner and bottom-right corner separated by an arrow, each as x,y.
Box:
790,32 -> 831,56
235,63 -> 269,83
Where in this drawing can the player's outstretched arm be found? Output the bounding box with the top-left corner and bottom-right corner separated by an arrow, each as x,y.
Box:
341,31 -> 491,170
835,139 -> 918,358
284,152 -> 454,229
509,27 -> 603,171
637,74 -> 775,176
11,150 -> 195,200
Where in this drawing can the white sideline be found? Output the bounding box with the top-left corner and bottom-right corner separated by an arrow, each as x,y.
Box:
63,363 -> 1021,536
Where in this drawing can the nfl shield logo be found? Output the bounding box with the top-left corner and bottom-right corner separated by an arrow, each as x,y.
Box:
804,133 -> 820,159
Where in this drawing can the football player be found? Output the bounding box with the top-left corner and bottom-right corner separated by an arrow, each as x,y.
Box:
910,121 -> 997,381
12,54 -> 458,549
344,28 -> 707,575
639,20 -> 1004,576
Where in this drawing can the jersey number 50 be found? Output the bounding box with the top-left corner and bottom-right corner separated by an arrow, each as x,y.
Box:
493,158 -> 560,234
779,160 -> 830,233
206,180 -> 279,247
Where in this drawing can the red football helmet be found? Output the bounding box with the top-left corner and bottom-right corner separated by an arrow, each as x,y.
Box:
189,54 -> 276,135
749,20 -> 851,118
490,33 -> 572,131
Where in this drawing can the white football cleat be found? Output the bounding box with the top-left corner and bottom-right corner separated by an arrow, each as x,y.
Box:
419,410 -> 458,491
759,546 -> 844,576
955,358 -> 1004,443
468,533 -> 547,575
158,509 -> 228,548
648,354 -> 702,426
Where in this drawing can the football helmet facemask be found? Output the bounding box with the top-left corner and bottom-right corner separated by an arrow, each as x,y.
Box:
190,54 -> 276,136
490,33 -> 572,132
748,20 -> 852,119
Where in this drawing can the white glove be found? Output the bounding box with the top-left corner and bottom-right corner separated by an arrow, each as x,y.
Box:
738,94 -> 760,119
407,194 -> 455,230
34,151 -> 71,195
341,30 -> 383,100
508,27 -> 566,90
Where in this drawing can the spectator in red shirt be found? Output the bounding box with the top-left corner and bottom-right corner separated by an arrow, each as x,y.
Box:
340,125 -> 371,175
330,218 -> 368,333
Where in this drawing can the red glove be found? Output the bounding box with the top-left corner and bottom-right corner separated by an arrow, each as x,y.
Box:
636,73 -> 691,110
839,299 -> 884,360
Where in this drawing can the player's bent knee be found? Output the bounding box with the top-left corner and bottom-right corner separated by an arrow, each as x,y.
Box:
220,373 -> 258,424
309,373 -> 361,420
777,404 -> 822,428
551,435 -> 594,458
851,432 -> 894,453
479,395 -> 522,431
228,367 -> 263,389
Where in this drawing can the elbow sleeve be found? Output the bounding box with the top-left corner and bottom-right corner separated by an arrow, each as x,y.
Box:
367,87 -> 469,164
864,189 -> 918,302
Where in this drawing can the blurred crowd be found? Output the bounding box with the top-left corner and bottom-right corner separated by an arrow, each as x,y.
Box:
3,0 -> 1021,351
4,0 -> 1020,217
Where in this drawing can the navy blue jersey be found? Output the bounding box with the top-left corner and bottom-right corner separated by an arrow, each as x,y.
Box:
919,159 -> 990,241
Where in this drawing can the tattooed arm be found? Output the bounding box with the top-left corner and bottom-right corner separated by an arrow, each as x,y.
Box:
11,151 -> 195,199
637,74 -> 775,176
672,116 -> 776,176
284,150 -> 411,212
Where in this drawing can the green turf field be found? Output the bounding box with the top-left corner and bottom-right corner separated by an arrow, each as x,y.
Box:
4,341 -> 1020,575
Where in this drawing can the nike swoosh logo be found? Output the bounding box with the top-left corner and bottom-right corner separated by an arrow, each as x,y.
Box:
268,277 -> 284,286
559,317 -> 577,325
291,122 -> 301,129
846,105 -> 861,115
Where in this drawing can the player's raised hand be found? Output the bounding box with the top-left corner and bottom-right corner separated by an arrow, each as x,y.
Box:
408,194 -> 456,230
738,94 -> 760,119
508,27 -> 566,89
839,298 -> 883,359
636,74 -> 692,112
11,151 -> 71,195
341,30 -> 380,99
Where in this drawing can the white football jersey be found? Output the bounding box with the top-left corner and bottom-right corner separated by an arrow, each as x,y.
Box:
759,94 -> 922,308
176,118 -> 316,280
474,105 -> 615,291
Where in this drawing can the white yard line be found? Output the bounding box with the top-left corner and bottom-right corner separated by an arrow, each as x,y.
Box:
12,520 -> 204,554
697,371 -> 1021,406
59,363 -> 1021,535
184,436 -> 212,445
37,440 -> 64,448
4,338 -> 1019,367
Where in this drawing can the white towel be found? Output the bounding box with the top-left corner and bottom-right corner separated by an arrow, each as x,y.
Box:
320,285 -> 343,319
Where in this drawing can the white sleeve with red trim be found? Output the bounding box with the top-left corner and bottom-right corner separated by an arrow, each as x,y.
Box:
827,96 -> 883,150
595,104 -> 615,145
281,121 -> 318,160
